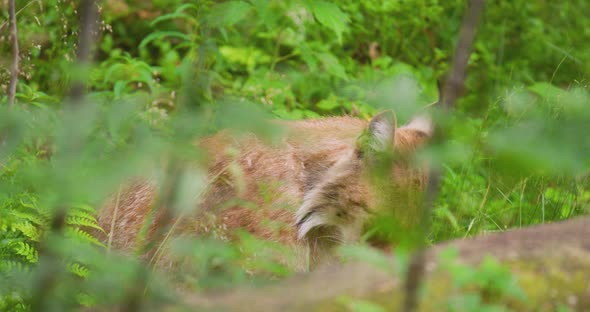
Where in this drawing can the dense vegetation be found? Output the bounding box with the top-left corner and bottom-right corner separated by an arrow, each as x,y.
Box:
1,0 -> 589,311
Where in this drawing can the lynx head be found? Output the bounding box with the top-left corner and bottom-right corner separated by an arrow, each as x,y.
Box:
295,111 -> 432,260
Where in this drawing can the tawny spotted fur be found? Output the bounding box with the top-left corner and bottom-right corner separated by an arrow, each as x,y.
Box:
97,112 -> 431,270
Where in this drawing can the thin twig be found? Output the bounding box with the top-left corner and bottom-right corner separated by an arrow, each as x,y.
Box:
30,1 -> 99,310
0,0 -> 41,31
440,0 -> 486,110
7,0 -> 19,108
131,161 -> 183,259
402,170 -> 440,312
42,0 -> 99,236
270,29 -> 284,72
121,160 -> 184,311
148,164 -> 230,268
403,1 -> 486,311
107,186 -> 123,251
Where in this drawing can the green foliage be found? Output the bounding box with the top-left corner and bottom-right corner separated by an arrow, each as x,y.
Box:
305,0 -> 350,44
0,158 -> 103,264
426,248 -> 527,312
0,0 -> 589,310
432,86 -> 590,241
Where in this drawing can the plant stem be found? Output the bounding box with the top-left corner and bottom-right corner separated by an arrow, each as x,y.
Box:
403,1 -> 486,311
8,0 -> 19,108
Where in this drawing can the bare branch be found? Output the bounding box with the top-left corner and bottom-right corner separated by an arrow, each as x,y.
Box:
118,160 -> 184,311
31,1 -> 99,310
69,0 -> 99,104
440,0 -> 486,109
403,170 -> 441,311
7,0 -> 19,108
403,1 -> 486,311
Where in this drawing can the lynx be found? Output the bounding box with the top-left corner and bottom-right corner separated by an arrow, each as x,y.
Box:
97,111 -> 432,270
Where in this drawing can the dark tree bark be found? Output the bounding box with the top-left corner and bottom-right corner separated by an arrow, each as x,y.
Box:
69,0 -> 99,104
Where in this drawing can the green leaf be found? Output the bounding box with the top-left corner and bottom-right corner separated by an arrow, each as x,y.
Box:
316,94 -> 340,111
150,12 -> 195,27
317,52 -> 348,80
139,31 -> 191,50
150,3 -> 199,26
307,1 -> 349,44
207,1 -> 252,28
219,46 -> 272,72
528,82 -> 566,101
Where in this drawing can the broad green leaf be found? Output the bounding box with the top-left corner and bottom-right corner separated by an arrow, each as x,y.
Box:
528,82 -> 566,101
249,0 -> 279,30
317,52 -> 348,80
207,1 -> 252,28
219,46 -> 272,72
316,95 -> 340,111
299,44 -> 319,72
307,1 -> 349,44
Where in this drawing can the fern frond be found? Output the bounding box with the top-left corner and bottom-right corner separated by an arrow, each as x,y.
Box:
12,222 -> 41,241
65,228 -> 105,248
13,242 -> 38,264
10,210 -> 49,228
66,216 -> 106,233
18,196 -> 52,220
68,263 -> 90,278
71,203 -> 98,214
0,260 -> 29,274
67,208 -> 98,220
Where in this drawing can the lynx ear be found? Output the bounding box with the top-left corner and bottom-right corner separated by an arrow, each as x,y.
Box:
365,110 -> 397,152
402,114 -> 433,137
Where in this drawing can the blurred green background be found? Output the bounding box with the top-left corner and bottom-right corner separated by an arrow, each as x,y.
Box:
1,0 -> 589,311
